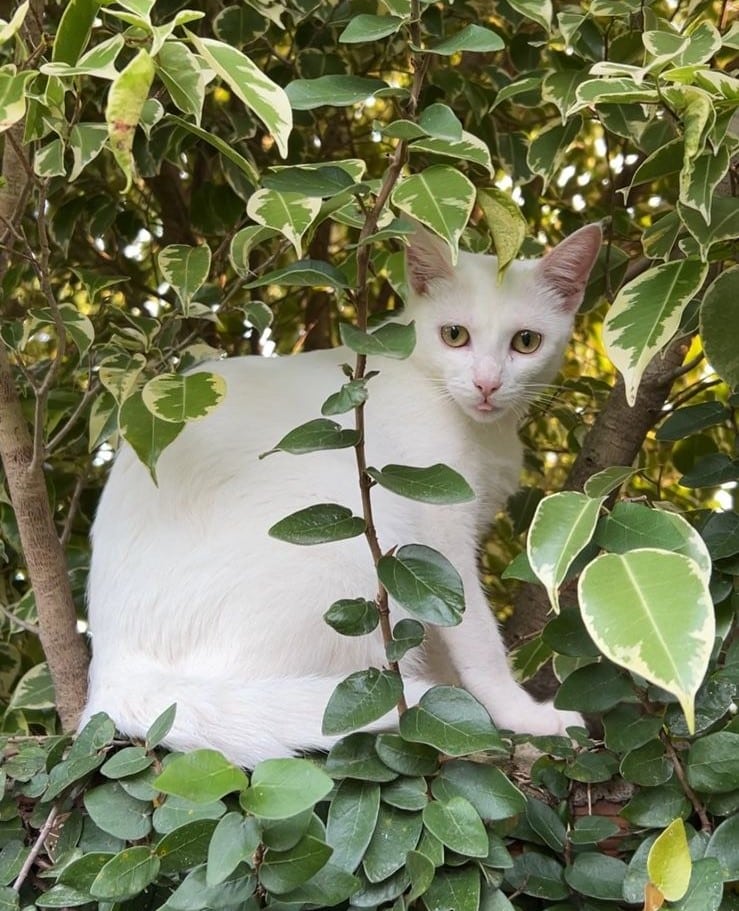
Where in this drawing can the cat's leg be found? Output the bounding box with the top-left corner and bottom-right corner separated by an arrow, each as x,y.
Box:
432,586 -> 584,736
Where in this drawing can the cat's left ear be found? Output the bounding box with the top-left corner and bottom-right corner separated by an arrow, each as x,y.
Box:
536,223 -> 602,312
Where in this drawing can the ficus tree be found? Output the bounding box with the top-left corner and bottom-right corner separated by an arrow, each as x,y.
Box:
0,0 -> 737,909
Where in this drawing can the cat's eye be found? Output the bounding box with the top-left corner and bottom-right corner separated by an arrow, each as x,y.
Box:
440,325 -> 470,348
511,329 -> 542,354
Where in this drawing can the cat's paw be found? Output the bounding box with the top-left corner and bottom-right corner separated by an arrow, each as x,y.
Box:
500,700 -> 585,737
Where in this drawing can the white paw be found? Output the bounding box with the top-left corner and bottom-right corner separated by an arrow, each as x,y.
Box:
496,699 -> 585,737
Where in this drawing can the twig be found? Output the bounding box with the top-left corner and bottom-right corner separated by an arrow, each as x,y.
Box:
12,803 -> 59,892
662,735 -> 712,833
47,381 -> 99,453
0,600 -> 40,636
60,473 -> 86,548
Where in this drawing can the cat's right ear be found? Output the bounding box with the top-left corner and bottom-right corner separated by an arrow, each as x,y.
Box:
536,223 -> 602,312
405,223 -> 455,295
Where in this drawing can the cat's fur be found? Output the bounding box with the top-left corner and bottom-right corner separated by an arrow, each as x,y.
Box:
82,224 -> 602,767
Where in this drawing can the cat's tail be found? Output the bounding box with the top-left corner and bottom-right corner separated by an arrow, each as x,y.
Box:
81,659 -> 433,767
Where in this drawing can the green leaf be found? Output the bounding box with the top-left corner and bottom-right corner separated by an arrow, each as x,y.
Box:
206,813 -> 260,884
603,703 -> 664,753
146,703 -> 177,749
6,661 -> 55,712
229,226 -> 276,277
363,804 -> 423,882
579,549 -> 715,732
527,117 -> 582,188
89,847 -> 160,901
104,49 -> 155,191
167,114 -> 259,185
700,266 -> 739,389
377,544 -> 464,627
554,660 -> 634,713
278,862 -> 359,906
432,760 -> 525,821
374,734 -> 440,776
656,401 -> 729,441
263,165 -> 357,197
158,244 -> 211,314
152,794 -> 226,834
322,669 -> 403,735
525,797 -> 567,852
418,104 -> 463,140
326,732 -> 398,782
339,14 -> 404,43
542,69 -> 590,122
686,731 -> 739,793
705,815 -> 739,881
154,749 -> 248,803
340,321 -> 416,359
647,818 -> 692,902
422,797 -> 488,857
0,69 -> 35,135
391,165 -> 475,263
156,818 -> 218,875
399,686 -> 505,756
34,138 -> 65,178
570,815 -> 621,844
245,258 -> 349,291
240,757 -> 333,819
367,463 -> 474,505
564,852 -> 628,900
507,0 -> 552,30
262,418 -> 359,458
603,259 -> 708,406
409,133 -> 493,173
386,618 -> 425,662
422,24 -> 504,55
381,775 -> 428,811
326,779 -> 380,873
68,123 -> 108,181
52,0 -> 100,63
286,75 -> 388,110
424,866 -> 481,911
34,885 -> 90,907
188,34 -> 291,157
527,491 -> 604,612
506,851 -> 567,900
583,465 -> 638,498
260,834 -> 333,894
142,372 -> 225,424
477,188 -> 527,275
595,501 -> 712,581
406,850 -> 435,901
324,598 -> 379,636
671,857 -> 723,911
269,503 -> 365,545
246,188 -> 321,257
322,379 -> 370,415
157,41 -> 205,121
620,740 -> 672,786
101,747 -> 152,779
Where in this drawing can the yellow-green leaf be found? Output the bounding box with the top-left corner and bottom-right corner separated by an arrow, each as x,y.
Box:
647,818 -> 692,902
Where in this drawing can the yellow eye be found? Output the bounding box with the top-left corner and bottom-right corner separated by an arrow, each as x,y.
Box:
511,329 -> 542,354
441,325 -> 470,348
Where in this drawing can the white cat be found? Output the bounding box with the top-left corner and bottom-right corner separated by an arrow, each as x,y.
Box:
82,223 -> 601,766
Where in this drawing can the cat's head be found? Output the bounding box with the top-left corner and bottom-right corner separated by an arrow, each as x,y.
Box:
404,223 -> 602,423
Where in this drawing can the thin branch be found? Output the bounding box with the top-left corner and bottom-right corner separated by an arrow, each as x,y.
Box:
60,474 -> 86,549
12,803 -> 59,891
662,735 -> 712,833
47,381 -> 99,453
0,600 -> 40,636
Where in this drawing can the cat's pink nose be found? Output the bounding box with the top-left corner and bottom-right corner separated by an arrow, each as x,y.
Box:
474,380 -> 500,399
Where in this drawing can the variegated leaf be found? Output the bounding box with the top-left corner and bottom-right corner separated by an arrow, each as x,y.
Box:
189,34 -> 292,157
579,549 -> 715,734
69,123 -> 108,181
0,2 -> 28,44
42,34 -> 125,79
408,131 -> 493,174
159,244 -> 211,315
679,146 -> 730,223
246,189 -> 321,258
0,67 -> 34,133
104,48 -> 155,191
527,491 -> 604,613
99,353 -> 147,404
142,371 -> 226,424
602,259 -> 708,406
391,165 -> 475,264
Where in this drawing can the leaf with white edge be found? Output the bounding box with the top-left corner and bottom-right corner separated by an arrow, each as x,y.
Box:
391,165 -> 475,264
119,391 -> 185,480
542,69 -> 590,122
527,491 -> 604,613
157,41 -> 205,121
98,352 -> 146,404
0,68 -> 34,133
262,418 -> 359,458
527,117 -> 582,187
158,244 -> 211,314
647,818 -> 691,902
167,115 -> 259,186
42,33 -> 125,79
399,686 -> 505,756
477,188 -> 527,275
34,139 -> 65,178
245,259 -> 349,291
679,146 -> 730,223
578,548 -> 715,734
602,259 -> 708,407
0,1 -> 29,44
246,189 -> 321,258
142,372 -> 225,424
340,321 -> 416,359
507,0 -> 552,30
7,662 -> 55,712
409,132 -> 493,174
680,197 -> 739,261
339,14 -> 404,43
188,34 -> 291,157
322,669 -> 403,735
155,749 -> 248,803
69,123 -> 108,181
269,503 -> 365,545
367,463 -> 474,505
263,165 -> 357,197
378,543 -> 464,627
104,48 -> 155,191
230,226 -> 278,278
240,758 -> 332,819
421,24 -> 504,55
286,75 -> 388,110
700,266 -> 739,390
583,466 -> 638,498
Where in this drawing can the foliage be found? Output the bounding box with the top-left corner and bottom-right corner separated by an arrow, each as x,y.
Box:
0,0 -> 737,909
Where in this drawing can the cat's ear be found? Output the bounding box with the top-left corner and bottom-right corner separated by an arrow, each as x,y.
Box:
536,223 -> 602,312
405,223 -> 455,295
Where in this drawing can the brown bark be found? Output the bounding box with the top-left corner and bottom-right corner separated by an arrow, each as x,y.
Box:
504,335 -> 690,700
0,0 -> 90,729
